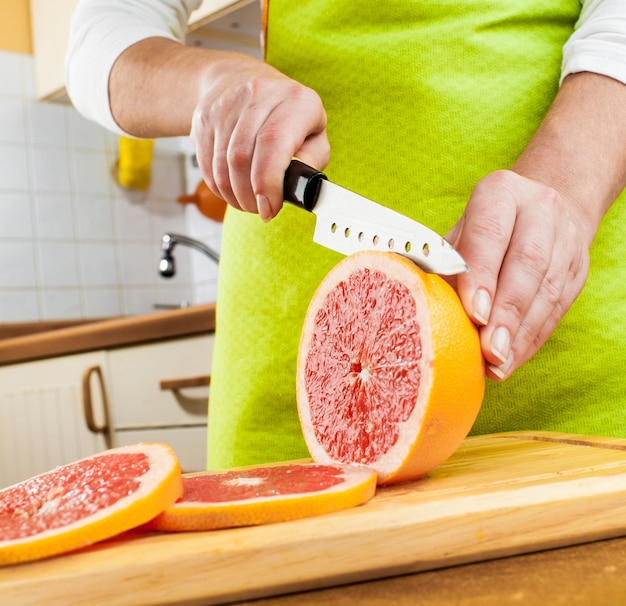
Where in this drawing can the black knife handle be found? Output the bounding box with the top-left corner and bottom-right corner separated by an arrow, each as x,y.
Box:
283,159 -> 327,212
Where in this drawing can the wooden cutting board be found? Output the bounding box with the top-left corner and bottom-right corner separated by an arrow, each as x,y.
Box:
5,431 -> 626,606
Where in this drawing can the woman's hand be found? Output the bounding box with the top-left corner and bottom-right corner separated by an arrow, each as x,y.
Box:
190,60 -> 329,221
446,170 -> 591,381
446,72 -> 626,381
107,39 -> 329,222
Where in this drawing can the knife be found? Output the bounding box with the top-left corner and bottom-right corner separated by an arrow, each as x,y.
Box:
283,159 -> 469,275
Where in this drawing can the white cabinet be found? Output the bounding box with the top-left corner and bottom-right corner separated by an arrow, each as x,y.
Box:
107,335 -> 211,428
29,0 -> 76,101
115,427 -> 208,475
0,350 -> 111,488
107,334 -> 213,473
0,334 -> 213,488
30,0 -> 256,102
188,0 -> 255,30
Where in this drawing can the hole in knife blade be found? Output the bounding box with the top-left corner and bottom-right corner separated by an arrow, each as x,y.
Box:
422,242 -> 430,256
405,241 -> 412,253
358,232 -> 364,242
331,223 -> 337,233
344,227 -> 351,238
373,235 -> 379,245
387,238 -> 395,250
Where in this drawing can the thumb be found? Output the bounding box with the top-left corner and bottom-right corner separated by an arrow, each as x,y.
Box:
444,215 -> 465,249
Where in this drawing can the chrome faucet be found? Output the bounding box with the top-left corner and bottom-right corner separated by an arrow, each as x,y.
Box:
158,233 -> 220,278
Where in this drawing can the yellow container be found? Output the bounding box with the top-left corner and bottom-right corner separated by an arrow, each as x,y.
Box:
115,137 -> 154,191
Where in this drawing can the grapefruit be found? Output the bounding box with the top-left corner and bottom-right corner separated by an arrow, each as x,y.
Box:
297,250 -> 485,484
0,443 -> 182,566
148,462 -> 377,531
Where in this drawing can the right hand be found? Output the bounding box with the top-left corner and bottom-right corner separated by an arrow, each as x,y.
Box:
190,58 -> 330,221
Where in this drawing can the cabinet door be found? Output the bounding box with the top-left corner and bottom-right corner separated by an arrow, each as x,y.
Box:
30,0 -> 78,101
0,351 -> 112,488
106,334 -> 213,429
189,0 -> 254,30
115,426 -> 207,473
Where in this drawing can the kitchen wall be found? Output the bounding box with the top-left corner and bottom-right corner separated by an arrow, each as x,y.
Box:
0,1 -> 263,323
0,50 -> 221,322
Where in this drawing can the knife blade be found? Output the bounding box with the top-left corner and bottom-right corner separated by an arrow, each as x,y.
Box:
283,159 -> 469,275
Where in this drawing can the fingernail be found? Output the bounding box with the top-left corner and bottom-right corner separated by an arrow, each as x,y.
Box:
490,326 -> 510,365
488,351 -> 514,380
472,288 -> 491,325
256,194 -> 272,222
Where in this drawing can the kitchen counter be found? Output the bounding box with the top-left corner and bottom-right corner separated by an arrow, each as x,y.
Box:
0,303 -> 216,366
237,536 -> 626,605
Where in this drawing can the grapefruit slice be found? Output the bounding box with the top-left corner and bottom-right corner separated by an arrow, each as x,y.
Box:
297,250 -> 485,485
0,443 -> 182,566
148,462 -> 377,531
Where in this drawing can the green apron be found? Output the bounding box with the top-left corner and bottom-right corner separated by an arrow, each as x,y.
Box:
207,0 -> 626,470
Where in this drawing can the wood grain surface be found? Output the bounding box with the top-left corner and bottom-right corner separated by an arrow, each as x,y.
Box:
240,535 -> 626,605
4,431 -> 626,606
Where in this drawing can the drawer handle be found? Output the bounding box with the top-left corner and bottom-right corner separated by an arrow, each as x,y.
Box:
82,365 -> 112,436
160,374 -> 211,391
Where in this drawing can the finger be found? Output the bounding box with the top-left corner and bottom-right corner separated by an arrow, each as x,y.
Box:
190,92 -> 247,211
455,171 -> 566,370
488,228 -> 589,380
444,215 -> 464,251
210,79 -> 328,221
486,276 -> 574,381
249,84 -> 329,220
223,78 -> 316,217
225,99 -> 278,216
486,255 -> 566,380
453,171 -> 517,326
480,198 -> 557,367
211,93 -> 254,210
190,105 -> 227,207
441,217 -> 465,299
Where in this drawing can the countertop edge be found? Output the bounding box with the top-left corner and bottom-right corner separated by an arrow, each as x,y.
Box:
0,304 -> 216,367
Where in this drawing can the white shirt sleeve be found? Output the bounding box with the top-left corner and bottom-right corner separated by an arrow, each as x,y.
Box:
562,0 -> 626,85
65,0 -> 203,135
67,0 -> 626,136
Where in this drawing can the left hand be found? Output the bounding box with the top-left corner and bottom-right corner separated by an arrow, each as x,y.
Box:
446,169 -> 591,381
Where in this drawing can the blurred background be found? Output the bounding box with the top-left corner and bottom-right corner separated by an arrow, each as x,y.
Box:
0,0 -> 262,321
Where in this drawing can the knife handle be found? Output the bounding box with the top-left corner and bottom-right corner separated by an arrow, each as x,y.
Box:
283,159 -> 327,212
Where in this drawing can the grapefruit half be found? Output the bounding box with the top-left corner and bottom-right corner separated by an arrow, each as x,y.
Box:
0,443 -> 182,566
297,250 -> 485,484
148,462 -> 377,531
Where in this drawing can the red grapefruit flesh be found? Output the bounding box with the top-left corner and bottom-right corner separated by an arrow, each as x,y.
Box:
297,251 -> 485,485
0,443 -> 182,565
147,462 -> 377,531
